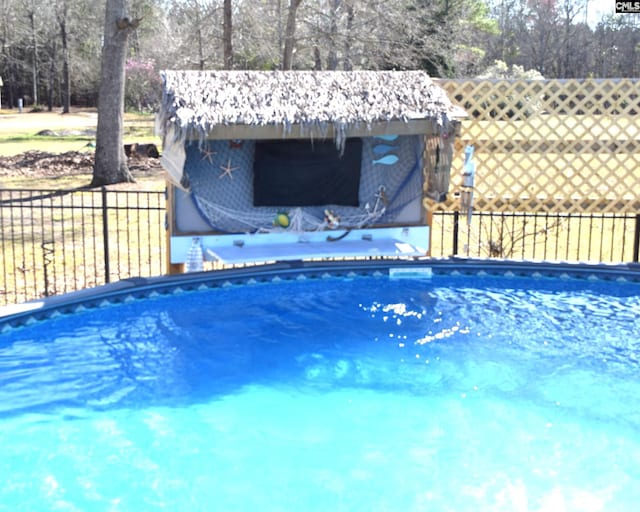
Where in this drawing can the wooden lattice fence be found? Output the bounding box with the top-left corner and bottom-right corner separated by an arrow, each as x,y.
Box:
435,79 -> 640,214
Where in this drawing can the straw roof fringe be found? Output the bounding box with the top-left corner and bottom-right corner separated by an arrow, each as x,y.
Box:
159,70 -> 462,149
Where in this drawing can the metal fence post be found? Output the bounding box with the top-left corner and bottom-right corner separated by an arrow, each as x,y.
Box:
101,186 -> 111,283
452,210 -> 459,255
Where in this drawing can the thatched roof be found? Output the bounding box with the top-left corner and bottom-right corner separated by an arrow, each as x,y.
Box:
159,70 -> 464,146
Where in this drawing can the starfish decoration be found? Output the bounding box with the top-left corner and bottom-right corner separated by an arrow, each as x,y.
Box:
219,158 -> 239,179
200,143 -> 216,163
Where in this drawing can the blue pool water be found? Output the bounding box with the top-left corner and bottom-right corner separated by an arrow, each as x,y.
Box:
1,269 -> 640,510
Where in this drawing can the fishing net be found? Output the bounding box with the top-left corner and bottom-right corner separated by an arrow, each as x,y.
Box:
184,135 -> 425,234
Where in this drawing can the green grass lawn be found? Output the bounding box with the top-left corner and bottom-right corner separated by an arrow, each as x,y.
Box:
0,109 -> 159,157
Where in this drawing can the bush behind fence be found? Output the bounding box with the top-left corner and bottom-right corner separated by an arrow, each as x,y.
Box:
2,188 -> 639,306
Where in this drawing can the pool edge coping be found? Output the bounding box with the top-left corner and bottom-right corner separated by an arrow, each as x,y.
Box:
2,257 -> 639,330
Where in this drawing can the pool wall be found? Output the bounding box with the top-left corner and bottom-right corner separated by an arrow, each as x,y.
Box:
1,258 -> 639,332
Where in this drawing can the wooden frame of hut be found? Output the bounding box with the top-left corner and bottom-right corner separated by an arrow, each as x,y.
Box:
158,70 -> 464,272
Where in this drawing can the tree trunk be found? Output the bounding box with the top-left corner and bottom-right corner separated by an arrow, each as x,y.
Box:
313,45 -> 322,70
61,23 -> 70,113
343,2 -> 354,71
46,39 -> 56,111
28,7 -> 39,106
282,0 -> 303,70
223,0 -> 233,69
56,0 -> 71,113
326,0 -> 339,70
92,0 -> 135,187
195,2 -> 205,70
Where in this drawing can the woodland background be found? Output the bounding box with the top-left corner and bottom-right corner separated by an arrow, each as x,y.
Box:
1,0 -> 639,113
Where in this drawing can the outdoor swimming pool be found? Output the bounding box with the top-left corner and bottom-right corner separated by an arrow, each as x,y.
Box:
1,260 -> 639,510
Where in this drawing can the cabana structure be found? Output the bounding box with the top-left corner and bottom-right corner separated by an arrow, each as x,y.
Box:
158,70 -> 464,272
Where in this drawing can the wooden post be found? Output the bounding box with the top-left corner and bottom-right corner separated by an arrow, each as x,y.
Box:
165,182 -> 185,274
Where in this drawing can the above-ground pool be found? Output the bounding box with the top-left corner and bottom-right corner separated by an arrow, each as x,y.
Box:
1,259 -> 640,511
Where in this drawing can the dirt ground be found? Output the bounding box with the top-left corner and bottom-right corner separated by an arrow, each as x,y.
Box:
0,150 -> 164,179
0,110 -> 164,186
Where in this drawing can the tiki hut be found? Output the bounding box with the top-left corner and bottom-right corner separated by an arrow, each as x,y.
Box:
158,70 -> 464,270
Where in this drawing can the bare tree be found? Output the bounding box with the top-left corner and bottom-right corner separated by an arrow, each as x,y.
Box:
164,0 -> 221,69
488,0 -> 526,63
45,31 -> 56,111
526,0 -> 558,75
4,0 -> 640,112
325,0 -> 339,70
593,15 -> 640,77
194,0 -> 207,70
24,0 -> 40,105
282,0 -> 303,69
223,0 -> 233,68
92,0 -> 138,187
55,0 -> 70,113
343,1 -> 354,70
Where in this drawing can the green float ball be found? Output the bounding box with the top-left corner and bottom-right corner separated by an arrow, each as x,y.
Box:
274,213 -> 290,228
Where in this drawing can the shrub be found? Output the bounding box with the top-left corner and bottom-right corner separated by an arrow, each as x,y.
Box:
125,59 -> 162,113
468,60 -> 545,119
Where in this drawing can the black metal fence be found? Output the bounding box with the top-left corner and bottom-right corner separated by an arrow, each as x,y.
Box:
432,210 -> 640,263
1,188 -> 166,306
1,188 -> 639,306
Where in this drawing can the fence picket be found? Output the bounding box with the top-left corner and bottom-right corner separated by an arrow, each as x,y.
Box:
436,78 -> 640,214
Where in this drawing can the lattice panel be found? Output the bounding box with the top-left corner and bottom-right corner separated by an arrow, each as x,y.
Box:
434,79 -> 640,213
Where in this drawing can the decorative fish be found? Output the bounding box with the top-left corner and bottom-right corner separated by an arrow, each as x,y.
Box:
374,135 -> 399,141
373,154 -> 399,165
373,144 -> 396,155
